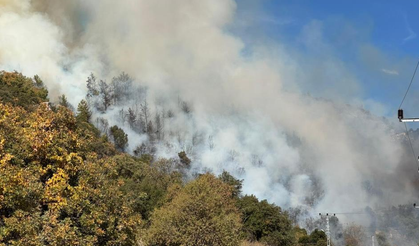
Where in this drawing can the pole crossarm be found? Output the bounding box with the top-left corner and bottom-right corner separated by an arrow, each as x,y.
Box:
400,118 -> 419,122
398,109 -> 419,122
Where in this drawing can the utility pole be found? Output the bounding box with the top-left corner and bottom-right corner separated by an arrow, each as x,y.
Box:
398,109 -> 419,168
319,213 -> 336,246
371,235 -> 375,246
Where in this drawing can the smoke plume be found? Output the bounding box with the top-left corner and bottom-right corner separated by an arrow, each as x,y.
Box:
1,0 -> 417,224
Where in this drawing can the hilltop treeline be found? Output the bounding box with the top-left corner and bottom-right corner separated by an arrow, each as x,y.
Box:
0,72 -> 327,246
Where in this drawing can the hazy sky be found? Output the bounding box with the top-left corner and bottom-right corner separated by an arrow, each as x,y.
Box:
232,0 -> 419,119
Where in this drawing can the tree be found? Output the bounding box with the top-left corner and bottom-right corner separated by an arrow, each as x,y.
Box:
146,174 -> 242,246
111,72 -> 133,104
298,229 -> 327,246
95,117 -> 109,136
0,72 -> 198,245
147,121 -> 154,139
237,195 -> 295,246
76,99 -> 91,122
344,224 -> 367,246
218,171 -> 243,198
293,227 -> 308,244
0,102 -> 142,245
140,100 -> 150,133
98,80 -> 113,112
109,125 -> 128,151
154,111 -> 163,140
86,73 -> 99,98
58,94 -> 73,110
181,101 -> 191,114
33,74 -> 45,88
376,232 -> 390,246
116,157 -> 182,220
178,151 -> 191,168
329,216 -> 344,244
0,72 -> 48,110
127,107 -> 137,130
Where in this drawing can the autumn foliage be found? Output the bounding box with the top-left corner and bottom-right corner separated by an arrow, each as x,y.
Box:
0,72 -> 308,246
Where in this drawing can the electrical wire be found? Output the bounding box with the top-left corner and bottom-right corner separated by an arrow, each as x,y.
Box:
320,210 -> 367,215
398,60 -> 419,172
404,122 -> 419,169
399,60 -> 419,109
332,212 -> 366,215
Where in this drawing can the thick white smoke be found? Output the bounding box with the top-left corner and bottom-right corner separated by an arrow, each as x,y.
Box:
0,0 -> 415,223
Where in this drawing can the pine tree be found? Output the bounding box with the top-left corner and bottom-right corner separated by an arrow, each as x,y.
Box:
110,125 -> 128,151
99,80 -> 112,112
155,111 -> 163,140
128,107 -> 137,130
76,99 -> 91,122
58,94 -> 73,110
140,100 -> 150,133
86,73 -> 99,98
111,72 -> 133,104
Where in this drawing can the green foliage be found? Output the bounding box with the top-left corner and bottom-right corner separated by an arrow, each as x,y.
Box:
218,170 -> 243,198
58,94 -> 72,110
0,74 -> 184,245
76,99 -> 91,122
0,102 -> 144,245
298,229 -> 326,246
116,157 -> 182,220
5,71 -> 408,246
0,71 -> 48,110
293,226 -> 308,243
146,174 -> 242,246
99,79 -> 112,112
237,195 -> 295,246
86,73 -> 99,98
110,125 -> 128,151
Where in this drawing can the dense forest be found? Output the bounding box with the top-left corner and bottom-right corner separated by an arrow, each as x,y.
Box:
0,71 -> 325,245
0,71 -> 419,246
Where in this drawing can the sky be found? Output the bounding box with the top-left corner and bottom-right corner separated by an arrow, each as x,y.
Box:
232,0 -> 419,119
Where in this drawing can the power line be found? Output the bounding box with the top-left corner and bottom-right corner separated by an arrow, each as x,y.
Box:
403,122 -> 419,169
398,60 -> 419,172
330,212 -> 366,215
399,60 -> 419,109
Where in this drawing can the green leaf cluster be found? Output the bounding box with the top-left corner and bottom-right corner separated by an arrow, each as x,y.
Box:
237,195 -> 295,246
0,72 -> 48,110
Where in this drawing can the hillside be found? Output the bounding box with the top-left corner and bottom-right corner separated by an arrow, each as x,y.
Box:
0,71 -> 330,246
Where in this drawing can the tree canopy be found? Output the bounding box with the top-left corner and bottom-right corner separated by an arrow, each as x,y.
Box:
0,71 -> 48,110
146,174 -> 242,246
1,72 -> 404,246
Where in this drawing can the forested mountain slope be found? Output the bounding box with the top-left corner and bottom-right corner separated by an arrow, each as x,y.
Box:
0,71 -> 327,246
